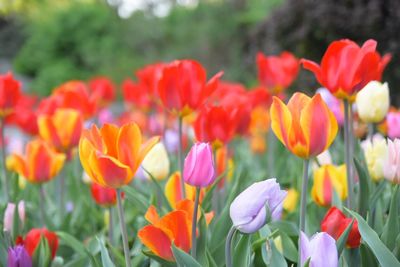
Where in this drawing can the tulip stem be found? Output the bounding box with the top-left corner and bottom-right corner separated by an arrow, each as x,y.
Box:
0,119 -> 9,202
109,207 -> 114,246
267,130 -> 275,176
368,123 -> 374,141
116,188 -> 130,267
343,100 -> 354,209
178,116 -> 186,199
225,225 -> 236,267
191,187 -> 201,258
298,159 -> 309,265
39,184 -> 46,226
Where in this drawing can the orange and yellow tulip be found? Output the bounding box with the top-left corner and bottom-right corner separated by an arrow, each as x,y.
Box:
270,92 -> 338,158
6,139 -> 65,184
311,164 -> 347,206
165,171 -> 203,208
79,123 -> 159,188
38,108 -> 83,155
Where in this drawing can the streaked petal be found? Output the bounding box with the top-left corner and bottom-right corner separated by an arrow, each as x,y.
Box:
117,123 -> 141,170
270,96 -> 292,148
101,124 -> 120,158
145,205 -> 160,225
138,225 -> 174,261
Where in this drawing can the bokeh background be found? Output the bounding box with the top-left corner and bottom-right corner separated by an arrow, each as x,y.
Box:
1,0 -> 399,101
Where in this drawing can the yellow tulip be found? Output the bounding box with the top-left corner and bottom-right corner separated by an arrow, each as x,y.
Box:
142,142 -> 170,180
361,135 -> 388,182
356,81 -> 389,123
283,188 -> 299,212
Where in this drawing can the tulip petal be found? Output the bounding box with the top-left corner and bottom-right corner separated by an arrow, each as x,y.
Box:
145,205 -> 160,225
101,124 -> 120,158
38,115 -> 62,149
117,123 -> 141,171
137,136 -> 160,171
270,97 -> 292,149
6,154 -> 27,178
309,232 -> 338,267
138,225 -> 174,261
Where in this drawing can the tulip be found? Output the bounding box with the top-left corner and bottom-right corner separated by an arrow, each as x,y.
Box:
321,207 -> 361,248
183,142 -> 215,187
7,245 -> 32,267
38,108 -> 83,155
356,81 -> 389,123
90,183 -> 118,207
270,92 -> 338,159
387,111 -> 400,139
122,79 -> 152,110
3,201 -> 25,233
361,134 -> 388,182
283,188 -> 299,212
79,123 -> 159,188
136,62 -> 165,97
88,76 -> 115,106
229,178 -> 287,234
24,228 -> 59,259
142,142 -> 170,180
157,59 -> 222,116
6,139 -> 65,184
138,208 -> 191,261
383,139 -> 400,184
256,51 -> 299,94
311,164 -> 347,206
316,88 -> 344,126
301,39 -> 390,101
0,72 -> 21,118
300,231 -> 338,267
165,171 -> 199,208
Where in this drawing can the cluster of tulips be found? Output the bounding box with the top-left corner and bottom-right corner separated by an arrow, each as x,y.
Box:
0,38 -> 400,267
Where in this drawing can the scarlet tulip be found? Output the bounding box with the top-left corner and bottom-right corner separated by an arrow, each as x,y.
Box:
157,59 -> 222,116
6,94 -> 38,135
38,108 -> 83,154
136,62 -> 165,97
24,228 -> 59,259
79,123 -> 159,188
256,51 -> 299,94
321,207 -> 361,248
122,79 -> 152,110
6,139 -> 65,184
90,183 -> 118,207
301,39 -> 391,101
0,72 -> 21,118
270,92 -> 338,158
88,76 -> 115,106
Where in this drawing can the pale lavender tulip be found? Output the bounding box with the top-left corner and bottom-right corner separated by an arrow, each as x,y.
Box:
3,201 -> 25,233
387,112 -> 400,139
7,245 -> 32,267
300,231 -> 338,267
164,129 -> 179,153
316,88 -> 344,126
383,138 -> 400,184
229,178 -> 287,234
183,142 -> 215,187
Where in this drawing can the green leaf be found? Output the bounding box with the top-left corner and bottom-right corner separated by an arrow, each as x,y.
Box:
172,244 -> 202,267
142,167 -> 172,211
105,240 -> 126,267
141,250 -> 175,266
206,248 -> 218,267
269,221 -> 298,237
369,180 -> 387,209
336,219 -> 354,255
233,234 -> 251,267
32,237 -> 52,267
202,170 -> 228,210
266,240 -> 287,267
196,211 -> 208,266
303,258 -> 311,267
122,185 -> 149,212
12,201 -> 20,241
346,208 -> 400,267
97,237 -> 115,267
381,185 -> 399,250
354,158 -> 370,217
360,244 -> 378,267
280,231 -> 297,262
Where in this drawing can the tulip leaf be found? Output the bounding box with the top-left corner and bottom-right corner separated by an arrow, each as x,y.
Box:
336,219 -> 354,255
141,250 -> 175,266
122,185 -> 149,212
171,244 -> 202,267
346,208 -> 400,267
302,258 -> 311,267
105,240 -> 126,267
202,170 -> 228,210
354,158 -> 370,217
197,211 -> 208,266
32,237 -> 52,267
266,240 -> 287,267
233,234 -> 251,267
381,185 -> 399,251
280,231 -> 297,262
97,237 -> 115,267
269,221 -> 299,237
360,244 -> 379,267
369,180 -> 387,209
206,248 -> 218,267
142,167 -> 172,211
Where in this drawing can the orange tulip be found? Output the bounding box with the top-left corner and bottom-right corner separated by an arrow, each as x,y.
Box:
165,171 -> 203,208
6,139 -> 65,184
38,108 -> 83,155
79,123 -> 159,188
270,92 -> 338,158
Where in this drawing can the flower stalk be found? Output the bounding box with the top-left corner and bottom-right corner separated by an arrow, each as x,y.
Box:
116,188 -> 130,267
225,225 -> 236,267
0,119 -> 9,201
191,187 -> 201,258
298,159 -> 310,265
343,100 -> 354,209
178,116 -> 186,199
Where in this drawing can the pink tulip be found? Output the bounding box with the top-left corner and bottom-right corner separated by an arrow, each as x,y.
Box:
387,112 -> 400,139
383,138 -> 400,184
3,201 -> 25,233
183,142 -> 215,187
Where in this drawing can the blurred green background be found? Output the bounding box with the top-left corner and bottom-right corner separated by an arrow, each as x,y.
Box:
0,0 -> 399,101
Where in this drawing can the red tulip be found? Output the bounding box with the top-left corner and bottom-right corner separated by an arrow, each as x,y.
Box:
122,79 -> 152,110
6,94 -> 38,135
256,51 -> 299,94
88,77 -> 115,106
321,207 -> 361,248
301,39 -> 391,101
90,183 -> 118,207
157,60 -> 223,116
0,72 -> 22,118
24,228 -> 59,259
136,62 -> 165,97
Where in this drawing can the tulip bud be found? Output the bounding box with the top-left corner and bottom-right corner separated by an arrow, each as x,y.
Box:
361,134 -> 388,182
356,81 -> 389,123
283,188 -> 299,212
183,143 -> 215,187
3,201 -> 25,234
142,142 -> 170,180
24,228 -> 59,259
90,183 -> 118,207
7,245 -> 32,267
300,231 -> 338,267
383,139 -> 400,184
229,178 -> 287,234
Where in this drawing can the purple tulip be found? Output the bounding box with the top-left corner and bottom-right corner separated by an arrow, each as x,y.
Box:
229,178 -> 287,234
183,142 -> 215,187
7,245 -> 32,267
300,231 -> 338,267
164,129 -> 180,153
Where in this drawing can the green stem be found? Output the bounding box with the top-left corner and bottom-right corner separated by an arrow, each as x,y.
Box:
343,100 -> 354,209
368,123 -> 374,141
267,130 -> 275,176
298,159 -> 309,265
39,184 -> 46,226
225,226 -> 236,267
116,189 -> 130,267
178,116 -> 186,199
109,207 -> 114,245
0,119 -> 9,201
191,187 -> 201,258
